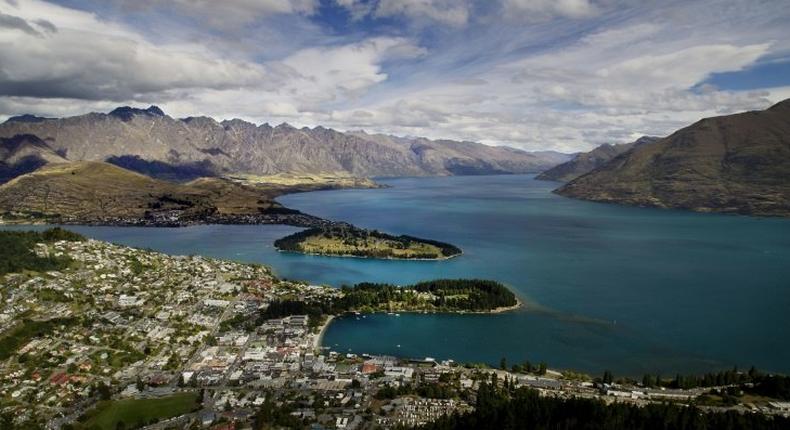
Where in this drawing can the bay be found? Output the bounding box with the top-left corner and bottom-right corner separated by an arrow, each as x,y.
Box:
5,174 -> 790,376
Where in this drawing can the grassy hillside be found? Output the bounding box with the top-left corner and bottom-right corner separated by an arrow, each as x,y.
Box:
0,161 -> 294,223
0,161 -> 382,225
557,100 -> 790,216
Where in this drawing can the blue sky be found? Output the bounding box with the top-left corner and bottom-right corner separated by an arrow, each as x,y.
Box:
1,0 -> 789,151
702,61 -> 790,91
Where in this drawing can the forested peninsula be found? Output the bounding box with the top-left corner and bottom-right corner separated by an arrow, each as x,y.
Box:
259,279 -> 520,325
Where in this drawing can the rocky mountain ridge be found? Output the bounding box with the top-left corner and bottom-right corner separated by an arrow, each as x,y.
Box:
0,106 -> 571,181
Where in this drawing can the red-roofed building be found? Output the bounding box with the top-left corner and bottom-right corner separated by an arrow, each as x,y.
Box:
362,362 -> 380,374
50,372 -> 70,385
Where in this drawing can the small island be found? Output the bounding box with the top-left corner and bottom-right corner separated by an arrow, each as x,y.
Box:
273,224 -> 462,260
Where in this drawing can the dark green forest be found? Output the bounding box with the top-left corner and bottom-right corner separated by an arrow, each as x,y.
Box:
0,317 -> 78,360
634,367 -> 790,400
414,377 -> 790,430
0,228 -> 84,276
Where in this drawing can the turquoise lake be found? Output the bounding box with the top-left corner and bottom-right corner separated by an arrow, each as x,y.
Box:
7,175 -> 790,376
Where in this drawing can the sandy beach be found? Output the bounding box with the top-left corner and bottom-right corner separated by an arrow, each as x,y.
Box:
313,314 -> 335,351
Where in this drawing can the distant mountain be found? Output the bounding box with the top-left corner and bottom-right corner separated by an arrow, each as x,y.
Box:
0,134 -> 67,183
0,107 -> 570,180
536,136 -> 659,182
557,100 -> 790,216
528,150 -> 576,167
4,114 -> 53,123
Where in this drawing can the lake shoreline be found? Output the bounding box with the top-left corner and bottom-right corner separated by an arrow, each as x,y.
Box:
0,211 -> 334,229
319,297 -> 524,349
326,296 -> 523,320
314,315 -> 335,352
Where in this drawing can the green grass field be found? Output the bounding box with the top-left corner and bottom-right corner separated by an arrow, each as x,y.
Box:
78,392 -> 200,430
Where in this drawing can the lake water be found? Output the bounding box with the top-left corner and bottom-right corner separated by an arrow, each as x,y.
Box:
6,175 -> 790,376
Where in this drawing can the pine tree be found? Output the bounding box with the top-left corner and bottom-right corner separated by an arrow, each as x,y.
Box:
603,370 -> 613,384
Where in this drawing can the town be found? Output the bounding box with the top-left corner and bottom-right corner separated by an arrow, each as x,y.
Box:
1,235 -> 789,429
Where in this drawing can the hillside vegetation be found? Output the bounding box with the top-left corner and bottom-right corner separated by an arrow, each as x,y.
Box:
0,227 -> 84,276
274,225 -> 462,259
416,381 -> 790,430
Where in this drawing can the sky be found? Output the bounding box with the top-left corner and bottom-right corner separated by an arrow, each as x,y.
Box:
1,0 -> 789,152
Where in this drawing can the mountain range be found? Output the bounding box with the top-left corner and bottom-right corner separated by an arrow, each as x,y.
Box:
0,106 -> 571,182
557,99 -> 790,216
536,136 -> 660,182
2,101 -> 788,219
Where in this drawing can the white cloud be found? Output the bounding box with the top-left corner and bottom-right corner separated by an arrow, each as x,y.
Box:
118,38 -> 427,123
0,0 -> 426,117
599,44 -> 771,89
118,0 -> 318,29
2,0 -> 790,154
0,0 -> 270,100
273,37 -> 427,111
503,0 -> 599,21
315,32 -> 780,151
504,42 -> 773,114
